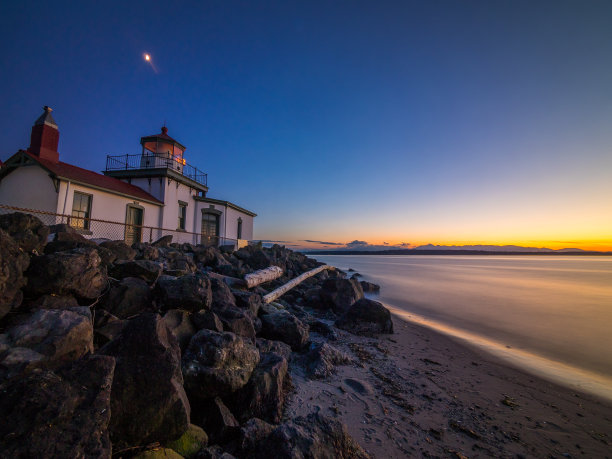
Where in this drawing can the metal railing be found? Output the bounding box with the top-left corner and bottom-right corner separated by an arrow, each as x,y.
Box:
0,204 -> 242,249
105,153 -> 208,187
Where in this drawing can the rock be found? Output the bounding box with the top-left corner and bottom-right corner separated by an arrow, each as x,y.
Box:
164,309 -> 197,351
259,310 -> 309,351
110,259 -> 162,284
318,278 -> 364,314
232,290 -> 262,316
233,418 -> 275,457
25,247 -> 107,301
100,276 -> 153,319
305,342 -> 352,379
0,212 -> 49,253
0,355 -> 115,458
93,310 -> 126,348
134,448 -> 184,459
182,329 -> 259,401
134,243 -> 161,261
197,445 -> 236,459
1,307 -> 94,375
193,310 -> 224,332
256,338 -> 292,361
335,298 -> 394,336
214,304 -> 256,341
99,240 -> 137,261
307,319 -> 338,341
0,229 -> 29,319
164,250 -> 197,276
100,313 -> 190,449
165,423 -> 208,459
228,351 -> 289,423
196,397 -> 239,445
211,278 -> 236,308
360,281 -> 380,292
192,246 -> 219,266
157,273 -> 213,311
250,413 -> 369,459
153,235 -> 173,247
27,294 -> 79,309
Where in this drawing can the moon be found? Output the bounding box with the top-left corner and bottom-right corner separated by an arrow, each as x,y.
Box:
144,53 -> 151,61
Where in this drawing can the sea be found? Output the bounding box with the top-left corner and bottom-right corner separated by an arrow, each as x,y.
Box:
312,254 -> 612,400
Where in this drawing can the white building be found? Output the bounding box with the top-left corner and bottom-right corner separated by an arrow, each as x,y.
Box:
0,106 -> 256,247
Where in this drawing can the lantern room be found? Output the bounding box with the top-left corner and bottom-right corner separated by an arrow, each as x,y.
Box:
139,126 -> 186,172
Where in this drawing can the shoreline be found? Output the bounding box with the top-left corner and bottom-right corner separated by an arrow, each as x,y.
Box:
286,306 -> 612,458
385,304 -> 612,403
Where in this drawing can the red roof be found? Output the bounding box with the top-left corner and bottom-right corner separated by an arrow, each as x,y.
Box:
25,152 -> 163,205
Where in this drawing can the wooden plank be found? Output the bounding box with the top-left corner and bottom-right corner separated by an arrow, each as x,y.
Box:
263,265 -> 334,304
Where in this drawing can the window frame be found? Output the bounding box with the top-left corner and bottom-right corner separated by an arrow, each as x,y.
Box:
70,191 -> 93,231
177,201 -> 187,231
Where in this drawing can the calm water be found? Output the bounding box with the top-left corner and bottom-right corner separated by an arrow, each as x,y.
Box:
313,255 -> 612,398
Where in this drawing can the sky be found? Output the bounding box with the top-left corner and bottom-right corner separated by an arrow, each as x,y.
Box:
1,1 -> 611,251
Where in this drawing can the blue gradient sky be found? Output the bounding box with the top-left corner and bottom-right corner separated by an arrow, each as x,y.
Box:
1,1 -> 611,249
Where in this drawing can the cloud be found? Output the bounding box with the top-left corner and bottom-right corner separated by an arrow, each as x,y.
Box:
346,240 -> 369,248
302,240 -> 344,245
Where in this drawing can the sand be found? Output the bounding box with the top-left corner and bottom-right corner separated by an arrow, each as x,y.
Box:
284,313 -> 612,458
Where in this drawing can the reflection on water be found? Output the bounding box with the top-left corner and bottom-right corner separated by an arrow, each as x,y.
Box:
313,255 -> 612,398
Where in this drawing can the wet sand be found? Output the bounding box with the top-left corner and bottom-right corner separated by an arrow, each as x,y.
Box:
285,313 -> 612,458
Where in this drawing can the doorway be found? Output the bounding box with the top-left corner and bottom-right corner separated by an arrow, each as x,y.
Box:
201,212 -> 220,246
125,205 -> 144,245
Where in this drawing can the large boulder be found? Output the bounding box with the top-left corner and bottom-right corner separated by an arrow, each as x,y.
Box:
110,259 -> 162,284
182,329 -> 259,401
25,247 -> 107,301
259,310 -> 309,351
193,310 -> 224,332
163,309 -> 197,351
359,280 -> 380,293
99,240 -> 137,261
196,397 -> 240,445
1,307 -> 94,377
100,276 -> 153,319
335,298 -> 394,336
0,229 -> 29,319
213,304 -> 256,341
256,338 -> 292,361
228,351 -> 289,423
0,355 -> 115,458
232,290 -> 262,316
242,413 -> 370,459
156,273 -> 213,311
27,294 -> 79,310
163,250 -> 197,276
304,342 -> 352,379
100,313 -> 191,449
164,423 -> 208,459
0,212 -> 49,253
318,278 -> 364,314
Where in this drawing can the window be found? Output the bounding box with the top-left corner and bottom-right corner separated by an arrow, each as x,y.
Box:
178,202 -> 187,230
71,191 -> 92,230
237,218 -> 243,239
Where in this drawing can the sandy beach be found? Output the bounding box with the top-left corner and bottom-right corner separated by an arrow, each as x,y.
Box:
285,312 -> 612,458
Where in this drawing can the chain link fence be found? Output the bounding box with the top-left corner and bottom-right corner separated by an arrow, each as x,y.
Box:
0,204 -> 241,249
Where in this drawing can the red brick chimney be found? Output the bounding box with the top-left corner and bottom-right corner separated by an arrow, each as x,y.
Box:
29,106 -> 60,163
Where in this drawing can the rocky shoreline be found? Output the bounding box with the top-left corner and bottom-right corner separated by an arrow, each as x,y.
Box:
0,212 -> 392,458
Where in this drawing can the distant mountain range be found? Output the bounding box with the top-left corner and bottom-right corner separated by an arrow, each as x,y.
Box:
306,244 -> 612,255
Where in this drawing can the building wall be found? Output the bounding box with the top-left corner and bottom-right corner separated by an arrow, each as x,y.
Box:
194,200 -> 255,243
127,177 -> 166,206
0,165 -> 59,212
160,178 -> 198,232
56,180 -> 162,241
